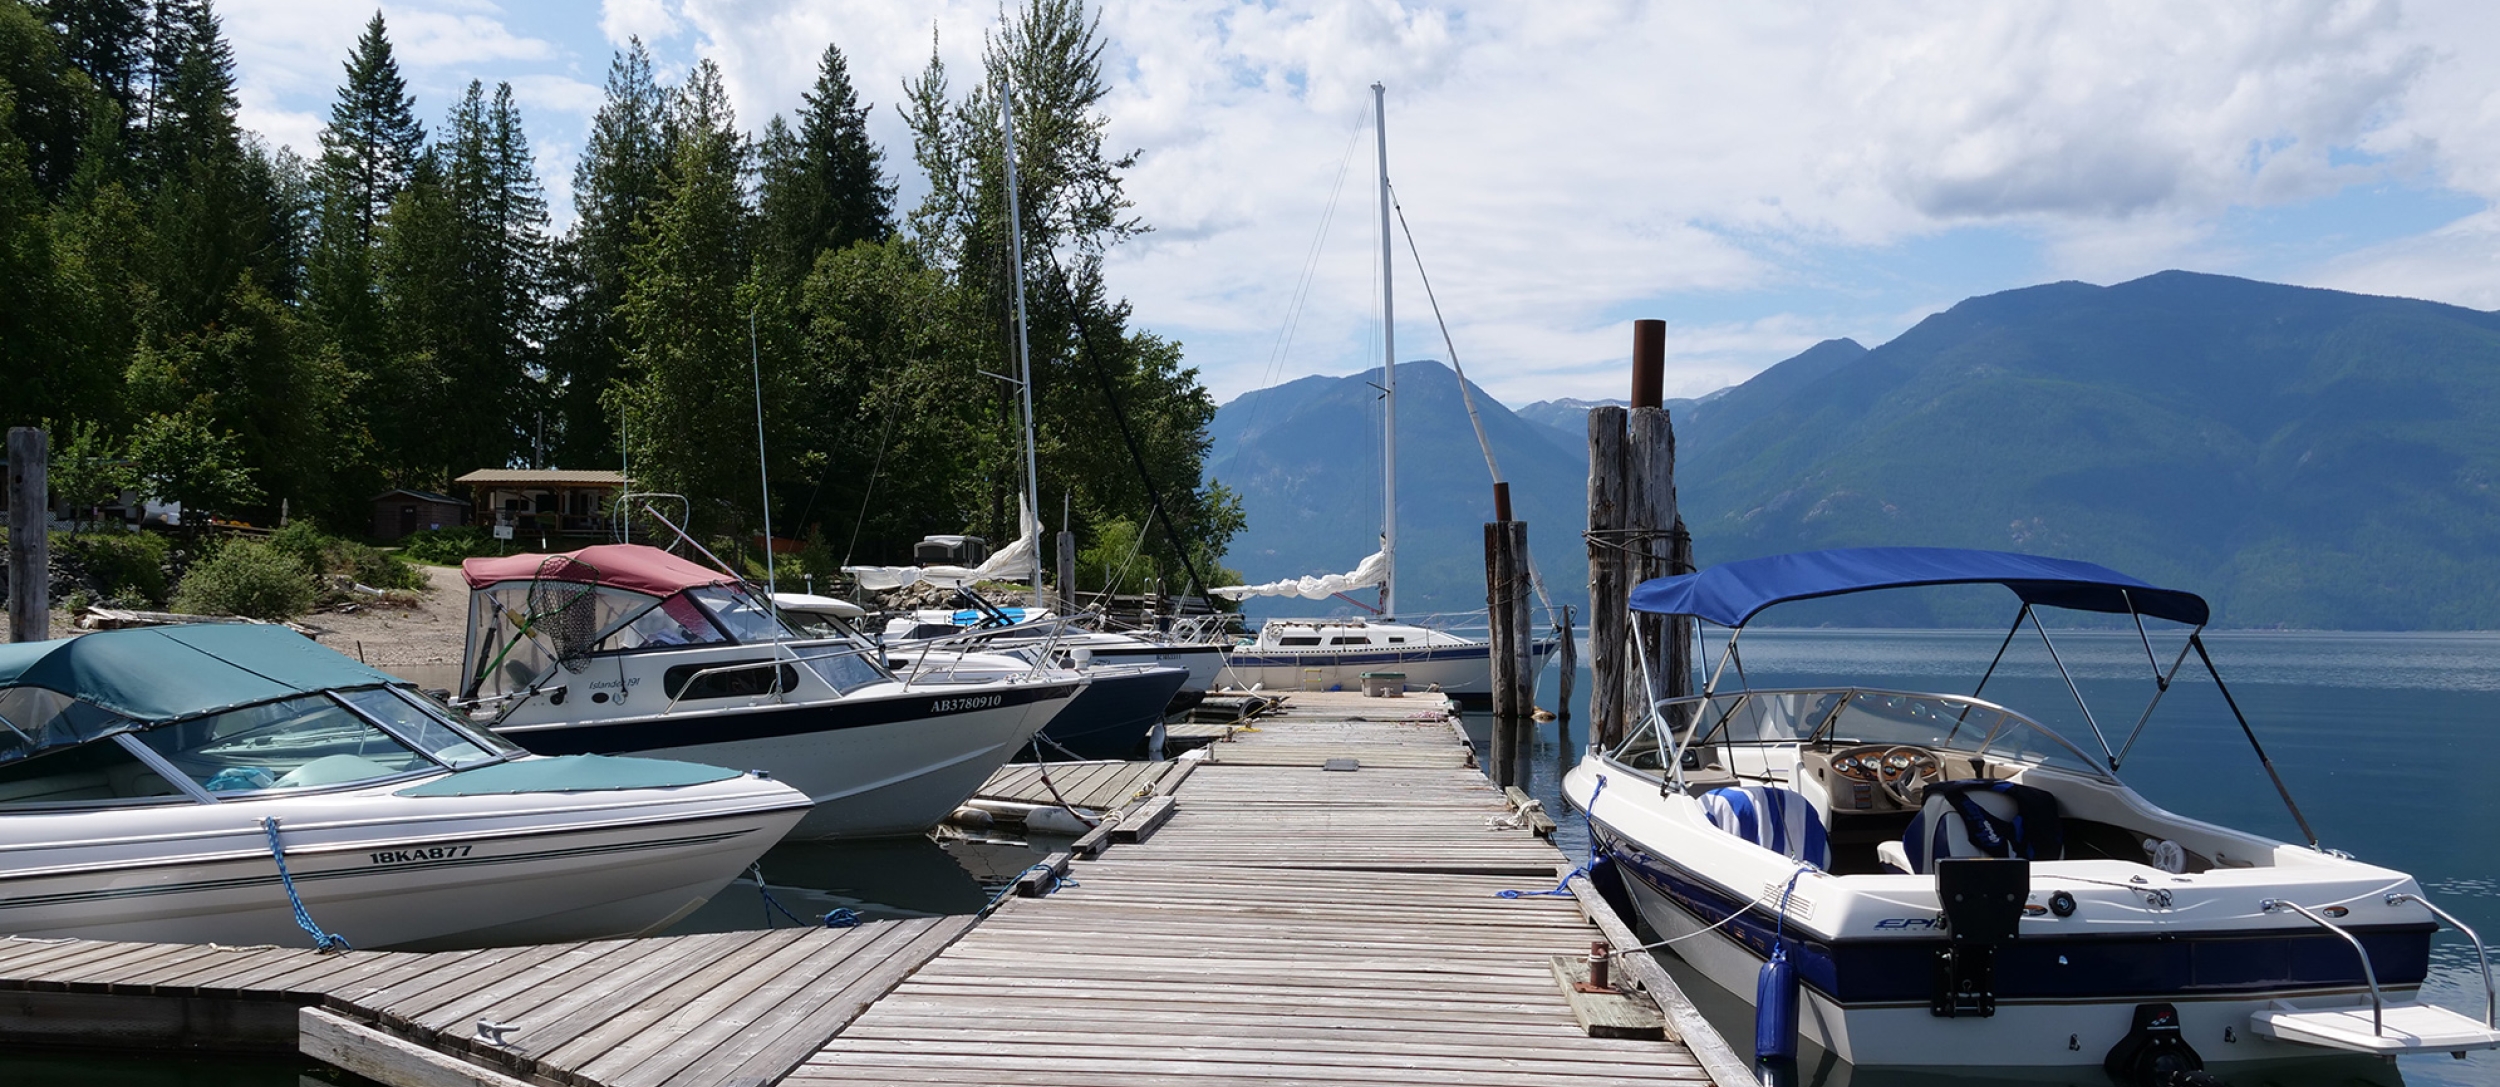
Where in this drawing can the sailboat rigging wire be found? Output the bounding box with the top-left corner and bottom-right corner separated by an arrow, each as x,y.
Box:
1102,502 -> 1160,601
1042,258 -> 1215,602
1234,109 -> 1370,444
750,306 -> 778,603
1386,182 -> 1554,615
837,394 -> 904,568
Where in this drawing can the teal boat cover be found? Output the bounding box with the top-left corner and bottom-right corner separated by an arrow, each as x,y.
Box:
0,623 -> 403,724
395,754 -> 741,796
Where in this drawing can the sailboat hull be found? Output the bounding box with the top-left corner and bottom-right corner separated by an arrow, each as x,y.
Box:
1220,637 -> 1555,705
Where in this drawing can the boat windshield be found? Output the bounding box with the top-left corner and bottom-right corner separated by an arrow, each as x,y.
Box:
134,686 -> 513,794
1617,687 -> 2114,782
689,587 -> 788,643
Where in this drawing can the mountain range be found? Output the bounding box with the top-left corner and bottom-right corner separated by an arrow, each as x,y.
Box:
1202,271 -> 2500,629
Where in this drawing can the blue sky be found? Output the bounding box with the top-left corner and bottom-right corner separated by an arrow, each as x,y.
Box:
219,1 -> 2500,405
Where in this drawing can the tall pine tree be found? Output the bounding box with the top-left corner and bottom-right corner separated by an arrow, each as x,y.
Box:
756,42 -> 892,295
545,39 -> 666,469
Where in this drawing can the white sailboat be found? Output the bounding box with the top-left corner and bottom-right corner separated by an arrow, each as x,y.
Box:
1213,83 -> 1551,704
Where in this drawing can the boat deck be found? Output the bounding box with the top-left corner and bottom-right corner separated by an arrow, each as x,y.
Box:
0,691 -> 1745,1087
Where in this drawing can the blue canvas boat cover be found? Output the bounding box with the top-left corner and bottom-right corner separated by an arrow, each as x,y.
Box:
1626,547 -> 2210,628
0,623 -> 403,724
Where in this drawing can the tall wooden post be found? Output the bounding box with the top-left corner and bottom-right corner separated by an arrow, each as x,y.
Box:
1668,515 -> 1694,698
8,427 -> 47,642
1056,528 -> 1077,613
1627,407 -> 1677,713
1585,406 -> 1627,751
1485,514 -> 1535,789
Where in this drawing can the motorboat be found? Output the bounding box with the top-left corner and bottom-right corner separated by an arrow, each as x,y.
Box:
883,594 -> 1225,711
778,594 -> 1191,761
1218,616 -> 1556,706
459,545 -> 1085,840
0,623 -> 809,950
1566,547 -> 2499,1075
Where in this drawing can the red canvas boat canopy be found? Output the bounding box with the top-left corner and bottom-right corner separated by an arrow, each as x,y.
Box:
461,544 -> 734,598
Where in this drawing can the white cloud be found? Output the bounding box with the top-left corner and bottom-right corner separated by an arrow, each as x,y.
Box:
215,2 -> 2500,402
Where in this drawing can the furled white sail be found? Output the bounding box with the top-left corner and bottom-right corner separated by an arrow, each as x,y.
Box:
1212,551 -> 1388,601
845,496 -> 1040,592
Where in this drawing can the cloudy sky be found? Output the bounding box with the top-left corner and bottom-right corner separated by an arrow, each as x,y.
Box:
218,0 -> 2500,405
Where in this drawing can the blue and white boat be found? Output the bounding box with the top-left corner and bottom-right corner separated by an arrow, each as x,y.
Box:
1566,547 -> 2499,1074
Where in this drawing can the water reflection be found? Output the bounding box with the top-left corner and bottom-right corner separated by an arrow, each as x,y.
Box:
664,830 -> 1072,934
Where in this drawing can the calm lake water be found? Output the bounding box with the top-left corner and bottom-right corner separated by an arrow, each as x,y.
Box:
6,629 -> 2490,1086
1492,628 -> 2500,1087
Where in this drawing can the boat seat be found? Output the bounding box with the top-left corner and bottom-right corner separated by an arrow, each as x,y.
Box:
1902,779 -> 2064,874
1700,785 -> 1830,870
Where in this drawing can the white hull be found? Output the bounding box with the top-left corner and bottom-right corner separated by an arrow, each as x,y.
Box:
627,696 -> 1067,839
0,774 -> 808,950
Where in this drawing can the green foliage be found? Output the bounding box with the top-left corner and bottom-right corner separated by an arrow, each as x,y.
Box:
546,39 -> 668,469
59,529 -> 168,605
401,525 -> 499,564
127,407 -> 258,524
46,420 -> 129,530
172,539 -> 314,619
271,520 -> 426,591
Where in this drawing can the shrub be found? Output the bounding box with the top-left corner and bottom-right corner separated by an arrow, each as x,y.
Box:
401,525 -> 500,565
171,541 -> 316,620
58,531 -> 172,606
268,522 -> 428,593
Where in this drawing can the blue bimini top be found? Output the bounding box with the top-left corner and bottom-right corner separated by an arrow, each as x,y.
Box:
1625,547 -> 2210,629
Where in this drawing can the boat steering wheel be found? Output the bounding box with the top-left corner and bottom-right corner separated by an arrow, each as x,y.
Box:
1831,744 -> 1944,808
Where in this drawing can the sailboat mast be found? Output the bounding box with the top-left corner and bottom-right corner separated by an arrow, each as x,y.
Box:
1001,75 -> 1044,597
1373,81 -> 1397,619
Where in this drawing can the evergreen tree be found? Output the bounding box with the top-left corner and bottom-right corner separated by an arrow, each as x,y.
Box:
894,0 -> 1236,587
305,9 -> 420,428
756,42 -> 892,294
545,39 -> 666,468
315,11 -> 421,247
610,58 -> 768,534
46,0 -> 145,131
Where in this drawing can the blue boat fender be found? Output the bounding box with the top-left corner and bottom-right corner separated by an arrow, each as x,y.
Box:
1754,946 -> 1800,1064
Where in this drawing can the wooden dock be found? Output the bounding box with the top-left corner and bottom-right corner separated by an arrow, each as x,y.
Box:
0,917 -> 971,1087
0,690 -> 1745,1087
798,690 -> 1747,1086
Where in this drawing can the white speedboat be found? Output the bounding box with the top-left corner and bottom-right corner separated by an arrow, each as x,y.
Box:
881,596 -> 1230,707
0,624 -> 809,950
783,595 -> 1193,760
461,545 -> 1084,840
1568,547 -> 2499,1076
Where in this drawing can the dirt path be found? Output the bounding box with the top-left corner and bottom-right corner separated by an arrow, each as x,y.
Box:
294,564 -> 469,687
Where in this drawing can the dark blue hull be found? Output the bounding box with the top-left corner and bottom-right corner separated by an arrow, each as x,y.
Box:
1591,820 -> 2434,1008
1036,667 -> 1192,760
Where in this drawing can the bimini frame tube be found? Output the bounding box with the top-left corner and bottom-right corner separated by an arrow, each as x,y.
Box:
1948,603 -> 2029,745
2194,633 -> 2321,850
2028,606 -> 2118,769
2113,624 -> 2199,770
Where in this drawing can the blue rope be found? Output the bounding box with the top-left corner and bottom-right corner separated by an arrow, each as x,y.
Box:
260,817 -> 348,953
1497,775 -> 1607,899
751,864 -> 866,928
979,862 -> 1077,915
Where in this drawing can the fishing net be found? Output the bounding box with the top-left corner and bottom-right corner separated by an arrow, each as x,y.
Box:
530,555 -> 602,673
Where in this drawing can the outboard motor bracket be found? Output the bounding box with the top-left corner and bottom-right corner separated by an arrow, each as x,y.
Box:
1930,857 -> 2028,1018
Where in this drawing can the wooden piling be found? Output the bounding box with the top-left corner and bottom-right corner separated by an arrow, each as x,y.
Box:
1585,405 -> 1627,751
1626,406 -> 1676,715
8,427 -> 46,643
1055,528 -> 1076,612
1484,517 -> 1535,788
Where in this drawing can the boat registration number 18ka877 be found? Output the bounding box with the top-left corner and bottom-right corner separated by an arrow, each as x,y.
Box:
370,844 -> 475,865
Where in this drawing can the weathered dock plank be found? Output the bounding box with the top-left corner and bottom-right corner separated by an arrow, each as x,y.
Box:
799,690 -> 1744,1087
